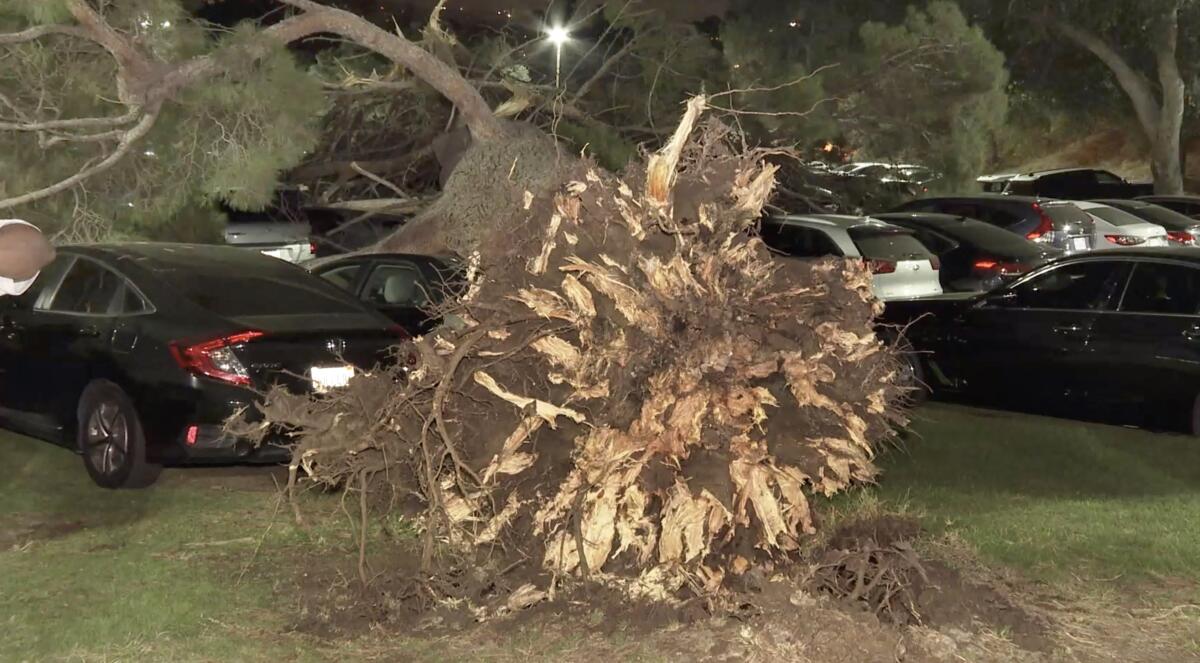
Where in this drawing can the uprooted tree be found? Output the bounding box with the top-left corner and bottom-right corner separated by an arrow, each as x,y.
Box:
2,0 -> 909,595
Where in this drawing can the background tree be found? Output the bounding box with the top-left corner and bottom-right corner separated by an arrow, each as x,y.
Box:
719,0 -> 1009,191
991,0 -> 1199,193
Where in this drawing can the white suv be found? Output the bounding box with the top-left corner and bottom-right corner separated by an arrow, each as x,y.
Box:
762,215 -> 943,301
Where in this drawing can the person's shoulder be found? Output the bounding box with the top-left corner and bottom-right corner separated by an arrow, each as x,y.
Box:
0,219 -> 37,231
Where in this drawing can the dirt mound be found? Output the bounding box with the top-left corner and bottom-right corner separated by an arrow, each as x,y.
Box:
281,529 -> 1061,663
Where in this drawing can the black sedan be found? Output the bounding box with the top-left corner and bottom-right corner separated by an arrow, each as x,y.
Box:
308,253 -> 464,335
872,212 -> 1060,292
0,244 -> 406,488
898,248 -> 1200,433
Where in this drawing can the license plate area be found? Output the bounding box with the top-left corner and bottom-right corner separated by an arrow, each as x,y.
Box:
310,365 -> 355,393
1071,237 -> 1090,251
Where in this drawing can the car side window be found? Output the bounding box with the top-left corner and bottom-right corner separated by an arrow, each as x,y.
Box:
363,264 -> 429,307
41,258 -> 125,315
1093,171 -> 1123,185
1009,261 -> 1127,311
1119,262 -> 1200,316
114,282 -> 150,315
760,224 -> 844,257
319,264 -> 362,292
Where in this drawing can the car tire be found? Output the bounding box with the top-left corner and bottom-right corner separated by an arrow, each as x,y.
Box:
77,382 -> 161,489
893,337 -> 930,405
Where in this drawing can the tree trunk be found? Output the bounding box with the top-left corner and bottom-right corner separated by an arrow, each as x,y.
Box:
1152,128 -> 1185,194
1153,5 -> 1187,194
1054,16 -> 1187,194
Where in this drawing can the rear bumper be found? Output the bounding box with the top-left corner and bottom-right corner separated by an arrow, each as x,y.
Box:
175,424 -> 292,464
137,378 -> 292,466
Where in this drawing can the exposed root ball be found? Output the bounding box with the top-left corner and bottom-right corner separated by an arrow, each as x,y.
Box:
236,97 -> 908,592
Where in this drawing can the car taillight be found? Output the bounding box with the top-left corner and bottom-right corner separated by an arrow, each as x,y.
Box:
309,241 -> 318,255
1168,230 -> 1197,245
973,259 -> 1028,277
1026,203 -> 1055,241
1104,234 -> 1145,246
864,258 -> 896,274
169,330 -> 264,386
929,256 -> 941,271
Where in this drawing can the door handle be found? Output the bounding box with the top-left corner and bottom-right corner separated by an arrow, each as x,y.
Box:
1184,327 -> 1200,342
1053,324 -> 1086,336
78,325 -> 101,338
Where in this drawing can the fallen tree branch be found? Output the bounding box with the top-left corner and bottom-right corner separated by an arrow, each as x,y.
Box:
0,108 -> 139,132
0,109 -> 159,210
350,161 -> 412,198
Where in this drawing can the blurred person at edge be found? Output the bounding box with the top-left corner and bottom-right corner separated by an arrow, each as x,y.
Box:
0,219 -> 54,295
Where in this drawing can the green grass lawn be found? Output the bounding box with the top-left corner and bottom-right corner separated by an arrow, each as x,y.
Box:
4,404 -> 1200,660
870,403 -> 1200,585
0,436 -> 326,662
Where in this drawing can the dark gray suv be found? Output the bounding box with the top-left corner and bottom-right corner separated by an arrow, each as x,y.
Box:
892,195 -> 1096,253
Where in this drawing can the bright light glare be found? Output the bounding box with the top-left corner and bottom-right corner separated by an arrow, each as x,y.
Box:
546,25 -> 570,46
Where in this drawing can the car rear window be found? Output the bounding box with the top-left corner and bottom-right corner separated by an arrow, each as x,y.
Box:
1122,204 -> 1195,231
1086,206 -> 1150,228
1041,203 -> 1093,226
940,222 -> 1046,258
847,227 -> 932,260
163,273 -> 362,317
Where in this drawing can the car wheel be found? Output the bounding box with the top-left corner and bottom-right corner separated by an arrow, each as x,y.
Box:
893,337 -> 930,405
77,382 -> 161,489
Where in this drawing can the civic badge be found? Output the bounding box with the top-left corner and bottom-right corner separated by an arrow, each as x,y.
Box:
326,337 -> 347,355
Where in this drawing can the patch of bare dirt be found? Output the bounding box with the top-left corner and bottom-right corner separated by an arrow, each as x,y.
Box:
0,516 -> 87,551
156,465 -> 289,493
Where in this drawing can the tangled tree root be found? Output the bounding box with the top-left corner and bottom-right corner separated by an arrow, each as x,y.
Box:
232,96 -> 909,598
806,537 -> 929,625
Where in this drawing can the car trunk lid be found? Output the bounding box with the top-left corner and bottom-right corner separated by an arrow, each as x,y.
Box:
229,317 -> 401,392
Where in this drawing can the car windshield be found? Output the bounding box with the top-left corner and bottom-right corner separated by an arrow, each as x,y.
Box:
937,221 -> 1046,258
162,272 -> 362,317
847,227 -> 932,260
1086,206 -> 1151,228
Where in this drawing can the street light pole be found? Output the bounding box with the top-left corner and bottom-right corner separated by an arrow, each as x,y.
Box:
546,25 -> 570,88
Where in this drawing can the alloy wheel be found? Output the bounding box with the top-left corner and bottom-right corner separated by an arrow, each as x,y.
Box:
86,402 -> 129,477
